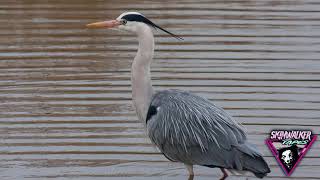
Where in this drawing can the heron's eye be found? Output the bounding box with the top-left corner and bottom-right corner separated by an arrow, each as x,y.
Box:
120,19 -> 127,25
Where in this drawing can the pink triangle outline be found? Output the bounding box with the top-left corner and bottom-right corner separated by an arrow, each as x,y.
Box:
265,135 -> 317,176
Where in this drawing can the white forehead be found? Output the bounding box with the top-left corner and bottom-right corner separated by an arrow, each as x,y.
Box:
283,150 -> 291,155
117,12 -> 144,19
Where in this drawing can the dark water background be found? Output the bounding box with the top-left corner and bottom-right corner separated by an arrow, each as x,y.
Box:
0,0 -> 319,179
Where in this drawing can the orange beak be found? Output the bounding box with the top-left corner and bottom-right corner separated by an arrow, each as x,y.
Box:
86,20 -> 121,28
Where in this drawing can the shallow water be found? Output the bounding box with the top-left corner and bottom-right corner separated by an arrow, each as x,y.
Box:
0,0 -> 319,179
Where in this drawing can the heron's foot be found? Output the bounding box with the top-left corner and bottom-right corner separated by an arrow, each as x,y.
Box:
219,168 -> 228,180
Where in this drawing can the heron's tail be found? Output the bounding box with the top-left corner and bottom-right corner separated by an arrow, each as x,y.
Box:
237,142 -> 271,178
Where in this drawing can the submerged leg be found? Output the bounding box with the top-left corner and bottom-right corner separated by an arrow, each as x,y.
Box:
185,164 -> 194,180
219,168 -> 228,180
188,175 -> 194,180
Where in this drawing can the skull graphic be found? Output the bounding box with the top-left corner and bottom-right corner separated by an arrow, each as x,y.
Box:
281,150 -> 293,164
278,145 -> 299,170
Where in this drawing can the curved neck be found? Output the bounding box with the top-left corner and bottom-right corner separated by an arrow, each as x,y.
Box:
131,25 -> 154,122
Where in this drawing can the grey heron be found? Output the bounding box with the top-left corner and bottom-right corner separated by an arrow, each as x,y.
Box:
86,12 -> 271,179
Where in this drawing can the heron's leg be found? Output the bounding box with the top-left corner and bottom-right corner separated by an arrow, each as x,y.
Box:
184,164 -> 194,179
219,168 -> 228,180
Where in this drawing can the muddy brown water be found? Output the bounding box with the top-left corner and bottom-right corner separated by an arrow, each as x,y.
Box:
0,0 -> 319,179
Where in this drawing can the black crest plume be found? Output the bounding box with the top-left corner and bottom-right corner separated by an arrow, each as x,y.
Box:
121,14 -> 183,40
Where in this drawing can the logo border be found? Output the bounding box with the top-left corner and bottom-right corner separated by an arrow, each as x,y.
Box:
265,133 -> 317,176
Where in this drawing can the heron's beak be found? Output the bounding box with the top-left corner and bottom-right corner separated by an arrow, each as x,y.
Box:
86,20 -> 121,28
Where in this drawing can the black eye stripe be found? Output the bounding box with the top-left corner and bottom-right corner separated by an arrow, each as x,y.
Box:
121,14 -> 153,26
121,14 -> 183,40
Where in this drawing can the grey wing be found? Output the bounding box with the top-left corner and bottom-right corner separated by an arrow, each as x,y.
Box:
146,89 -> 253,168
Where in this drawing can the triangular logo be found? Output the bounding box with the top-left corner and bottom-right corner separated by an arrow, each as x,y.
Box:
265,130 -> 317,176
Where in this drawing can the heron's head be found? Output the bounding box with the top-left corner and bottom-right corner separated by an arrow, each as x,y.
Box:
86,12 -> 182,40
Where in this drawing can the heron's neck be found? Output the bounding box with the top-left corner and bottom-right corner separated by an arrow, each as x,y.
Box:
132,26 -> 154,122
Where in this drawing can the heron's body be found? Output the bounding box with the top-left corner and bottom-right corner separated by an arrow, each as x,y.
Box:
87,12 -> 271,179
147,90 -> 269,178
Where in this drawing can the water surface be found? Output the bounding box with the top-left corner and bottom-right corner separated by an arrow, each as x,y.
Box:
0,0 -> 319,179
